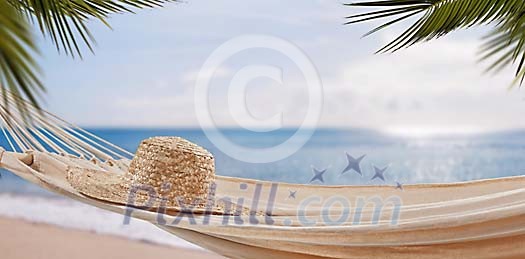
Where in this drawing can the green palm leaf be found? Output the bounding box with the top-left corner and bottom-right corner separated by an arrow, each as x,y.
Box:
346,0 -> 525,84
10,0 -> 174,58
0,1 -> 43,117
0,0 -> 173,118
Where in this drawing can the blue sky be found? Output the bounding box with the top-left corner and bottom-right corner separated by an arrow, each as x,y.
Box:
36,0 -> 524,133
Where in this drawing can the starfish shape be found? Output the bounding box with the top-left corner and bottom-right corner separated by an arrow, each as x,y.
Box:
341,153 -> 365,176
288,190 -> 297,199
309,167 -> 327,183
371,165 -> 388,181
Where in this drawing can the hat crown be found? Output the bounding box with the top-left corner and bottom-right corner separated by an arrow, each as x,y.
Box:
128,136 -> 215,205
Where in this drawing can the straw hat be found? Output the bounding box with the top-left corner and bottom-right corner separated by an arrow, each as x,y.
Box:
66,136 -> 228,214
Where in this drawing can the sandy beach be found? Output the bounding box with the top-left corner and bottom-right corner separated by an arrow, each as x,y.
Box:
0,217 -> 225,259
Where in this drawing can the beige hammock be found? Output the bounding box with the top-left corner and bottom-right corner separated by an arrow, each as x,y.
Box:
1,94 -> 525,259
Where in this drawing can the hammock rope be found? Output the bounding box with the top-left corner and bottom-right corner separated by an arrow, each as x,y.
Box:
0,92 -> 132,161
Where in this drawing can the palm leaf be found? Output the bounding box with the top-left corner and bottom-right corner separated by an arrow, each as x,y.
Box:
10,0 -> 174,58
346,0 -> 525,84
0,0 -> 173,118
0,1 -> 44,117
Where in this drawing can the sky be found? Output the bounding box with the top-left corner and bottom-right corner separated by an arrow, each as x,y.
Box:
36,0 -> 525,134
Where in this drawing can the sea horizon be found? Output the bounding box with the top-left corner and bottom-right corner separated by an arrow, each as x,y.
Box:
2,127 -> 524,191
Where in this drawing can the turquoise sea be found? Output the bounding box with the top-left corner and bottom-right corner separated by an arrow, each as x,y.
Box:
1,128 -> 524,195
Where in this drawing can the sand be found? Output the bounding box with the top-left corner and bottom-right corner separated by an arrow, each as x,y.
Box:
0,217 -> 225,259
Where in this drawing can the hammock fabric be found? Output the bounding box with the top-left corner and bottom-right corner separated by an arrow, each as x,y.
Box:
0,95 -> 525,258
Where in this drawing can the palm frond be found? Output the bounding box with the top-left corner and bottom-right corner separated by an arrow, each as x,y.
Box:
9,0 -> 175,58
346,0 -> 525,84
479,12 -> 525,83
0,1 -> 44,117
0,0 -> 173,118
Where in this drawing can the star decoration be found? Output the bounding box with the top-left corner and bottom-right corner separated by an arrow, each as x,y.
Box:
309,167 -> 327,183
341,153 -> 366,176
371,165 -> 388,181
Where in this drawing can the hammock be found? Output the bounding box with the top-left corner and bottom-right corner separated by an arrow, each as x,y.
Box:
1,94 -> 525,259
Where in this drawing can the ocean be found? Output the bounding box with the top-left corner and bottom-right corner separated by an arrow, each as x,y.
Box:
1,128 -> 524,248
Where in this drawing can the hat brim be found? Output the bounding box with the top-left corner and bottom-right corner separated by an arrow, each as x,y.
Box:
66,167 -> 236,215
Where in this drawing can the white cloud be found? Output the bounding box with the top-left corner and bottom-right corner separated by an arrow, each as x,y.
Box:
319,38 -> 525,131
41,1 -> 525,131
63,37 -> 525,131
